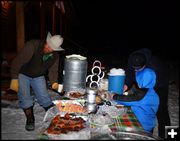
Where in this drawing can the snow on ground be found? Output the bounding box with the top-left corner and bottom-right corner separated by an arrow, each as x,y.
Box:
1,90 -> 61,140
1,83 -> 179,140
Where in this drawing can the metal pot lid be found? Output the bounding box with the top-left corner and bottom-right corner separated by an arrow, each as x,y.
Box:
66,54 -> 87,60
86,88 -> 98,95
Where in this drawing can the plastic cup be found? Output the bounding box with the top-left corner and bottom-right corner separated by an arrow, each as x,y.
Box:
58,84 -> 63,93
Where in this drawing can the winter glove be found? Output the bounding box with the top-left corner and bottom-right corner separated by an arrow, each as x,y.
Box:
52,83 -> 63,93
10,79 -> 19,92
52,82 -> 59,90
99,91 -> 112,101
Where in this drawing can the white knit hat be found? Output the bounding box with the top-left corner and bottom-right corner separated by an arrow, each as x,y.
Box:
46,32 -> 64,51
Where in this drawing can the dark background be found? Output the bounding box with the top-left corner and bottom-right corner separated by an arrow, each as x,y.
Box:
1,0 -> 177,67
71,1 -> 177,59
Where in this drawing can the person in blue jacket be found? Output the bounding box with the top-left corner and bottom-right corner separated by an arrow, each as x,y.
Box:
112,67 -> 159,133
124,48 -> 170,138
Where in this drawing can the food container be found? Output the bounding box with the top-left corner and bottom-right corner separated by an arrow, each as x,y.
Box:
42,106 -> 91,140
108,68 -> 125,95
65,89 -> 86,100
63,54 -> 87,92
86,88 -> 98,104
85,103 -> 97,113
88,113 -> 115,128
52,100 -> 87,114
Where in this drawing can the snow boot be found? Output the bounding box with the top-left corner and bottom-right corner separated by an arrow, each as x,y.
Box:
23,106 -> 35,131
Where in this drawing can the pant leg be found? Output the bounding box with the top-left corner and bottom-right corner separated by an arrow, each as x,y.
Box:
156,86 -> 171,139
18,74 -> 34,109
30,76 -> 53,108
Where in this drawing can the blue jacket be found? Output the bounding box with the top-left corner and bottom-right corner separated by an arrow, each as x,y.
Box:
125,48 -> 169,89
114,68 -> 159,133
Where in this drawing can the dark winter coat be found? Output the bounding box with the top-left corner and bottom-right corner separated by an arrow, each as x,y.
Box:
10,40 -> 59,84
125,48 -> 169,90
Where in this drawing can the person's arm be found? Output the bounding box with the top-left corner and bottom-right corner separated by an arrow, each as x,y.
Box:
113,87 -> 148,101
10,40 -> 37,79
124,67 -> 136,90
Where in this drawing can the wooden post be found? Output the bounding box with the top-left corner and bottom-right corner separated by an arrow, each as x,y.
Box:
40,2 -> 45,39
60,11 -> 63,36
52,3 -> 56,35
59,1 -> 65,36
16,1 -> 25,52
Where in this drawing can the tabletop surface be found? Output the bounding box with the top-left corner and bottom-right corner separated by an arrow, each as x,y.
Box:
110,107 -> 144,132
38,105 -> 144,140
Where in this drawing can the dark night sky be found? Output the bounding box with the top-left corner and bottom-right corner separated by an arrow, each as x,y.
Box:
68,0 -> 177,61
2,1 -> 177,65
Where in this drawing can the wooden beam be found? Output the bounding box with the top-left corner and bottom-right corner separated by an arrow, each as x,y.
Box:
40,2 -> 45,39
16,1 -> 25,52
60,10 -> 63,36
52,3 -> 56,35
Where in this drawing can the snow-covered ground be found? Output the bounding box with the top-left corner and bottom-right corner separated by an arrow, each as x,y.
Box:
1,90 -> 61,140
1,83 -> 179,140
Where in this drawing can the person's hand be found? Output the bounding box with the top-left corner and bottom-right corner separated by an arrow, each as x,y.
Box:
95,95 -> 102,104
52,82 -> 59,90
10,79 -> 19,92
110,93 -> 115,100
100,91 -> 113,101
124,84 -> 128,92
52,83 -> 63,93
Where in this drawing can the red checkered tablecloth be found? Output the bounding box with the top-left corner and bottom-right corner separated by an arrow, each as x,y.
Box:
110,107 -> 144,132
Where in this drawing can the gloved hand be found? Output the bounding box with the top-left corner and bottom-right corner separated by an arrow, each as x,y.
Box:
99,91 -> 112,101
10,79 -> 19,92
52,83 -> 63,93
52,82 -> 59,90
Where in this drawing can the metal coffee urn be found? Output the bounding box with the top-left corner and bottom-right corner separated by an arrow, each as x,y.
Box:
63,54 -> 88,93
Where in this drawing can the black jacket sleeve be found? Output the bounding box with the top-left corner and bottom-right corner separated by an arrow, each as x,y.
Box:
113,87 -> 148,102
124,67 -> 136,90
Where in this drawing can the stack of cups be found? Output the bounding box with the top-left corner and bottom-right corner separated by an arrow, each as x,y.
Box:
99,78 -> 108,90
108,68 -> 125,95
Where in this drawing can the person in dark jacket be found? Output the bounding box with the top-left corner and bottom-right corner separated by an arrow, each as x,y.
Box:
112,67 -> 159,133
10,32 -> 64,131
124,48 -> 170,138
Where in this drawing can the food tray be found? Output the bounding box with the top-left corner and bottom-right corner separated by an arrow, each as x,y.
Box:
88,112 -> 116,129
44,113 -> 91,140
65,91 -> 86,100
53,99 -> 86,106
89,120 -> 115,128
97,105 -> 127,118
52,99 -> 88,115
